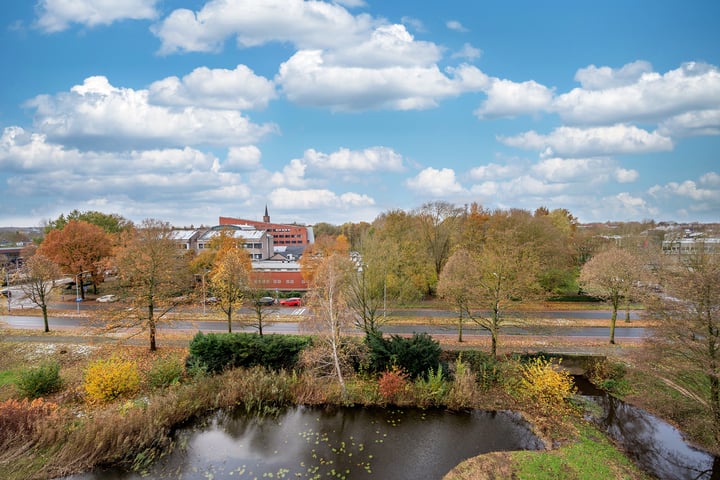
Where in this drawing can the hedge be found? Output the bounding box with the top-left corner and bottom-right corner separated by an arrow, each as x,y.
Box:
187,332 -> 312,373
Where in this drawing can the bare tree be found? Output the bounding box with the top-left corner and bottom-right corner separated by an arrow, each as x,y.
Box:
649,247 -> 720,445
115,219 -> 190,351
437,248 -> 477,343
579,248 -> 642,344
347,260 -> 387,336
244,288 -> 277,335
302,253 -> 355,397
414,201 -> 464,292
19,254 -> 61,333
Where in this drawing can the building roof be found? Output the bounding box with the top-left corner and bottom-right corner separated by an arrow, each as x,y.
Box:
170,230 -> 201,241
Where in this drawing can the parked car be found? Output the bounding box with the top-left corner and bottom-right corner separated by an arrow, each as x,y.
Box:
256,296 -> 275,306
280,297 -> 302,307
96,294 -> 118,303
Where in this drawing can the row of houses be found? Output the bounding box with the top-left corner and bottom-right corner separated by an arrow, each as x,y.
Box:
171,208 -> 312,292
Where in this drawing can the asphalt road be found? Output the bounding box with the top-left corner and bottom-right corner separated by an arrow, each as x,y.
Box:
0,312 -> 650,339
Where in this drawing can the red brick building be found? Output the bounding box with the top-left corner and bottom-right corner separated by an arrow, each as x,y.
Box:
219,206 -> 314,247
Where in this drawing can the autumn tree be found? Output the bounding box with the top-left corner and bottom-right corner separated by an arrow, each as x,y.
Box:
414,201 -> 464,294
649,246 -> 720,445
302,253 -> 355,397
209,246 -> 252,333
114,219 -> 190,351
18,254 -> 61,332
579,248 -> 642,344
476,231 -> 539,358
437,248 -> 477,343
299,234 -> 350,284
37,220 -> 113,298
364,209 -> 432,303
45,210 -> 131,234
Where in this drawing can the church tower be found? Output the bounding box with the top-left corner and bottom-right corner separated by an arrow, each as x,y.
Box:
263,205 -> 270,223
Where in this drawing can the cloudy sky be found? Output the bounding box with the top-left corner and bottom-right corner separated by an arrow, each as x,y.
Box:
1,0 -> 719,228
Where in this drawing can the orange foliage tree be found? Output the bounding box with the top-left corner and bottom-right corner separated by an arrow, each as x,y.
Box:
37,220 -> 112,299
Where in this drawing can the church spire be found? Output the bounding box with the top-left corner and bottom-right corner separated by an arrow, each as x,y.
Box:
263,204 -> 270,223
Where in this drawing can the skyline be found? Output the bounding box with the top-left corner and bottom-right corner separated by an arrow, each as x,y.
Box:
1,0 -> 719,228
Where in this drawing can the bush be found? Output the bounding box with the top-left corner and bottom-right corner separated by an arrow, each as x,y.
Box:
84,356 -> 141,404
378,366 -> 409,404
517,357 -> 577,415
459,350 -> 501,389
298,339 -> 365,380
447,356 -> 477,409
147,356 -> 184,389
366,332 -> 441,379
413,365 -> 448,407
15,361 -> 63,399
589,359 -> 630,396
0,398 -> 63,459
187,332 -> 312,374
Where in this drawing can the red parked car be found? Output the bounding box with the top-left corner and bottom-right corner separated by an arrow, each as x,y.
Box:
279,297 -> 302,307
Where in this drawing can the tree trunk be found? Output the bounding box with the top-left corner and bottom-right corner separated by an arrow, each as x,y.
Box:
610,297 -> 618,344
149,304 -> 156,351
227,310 -> 232,333
710,371 -> 720,445
490,305 -> 500,359
41,304 -> 49,333
457,308 -> 463,343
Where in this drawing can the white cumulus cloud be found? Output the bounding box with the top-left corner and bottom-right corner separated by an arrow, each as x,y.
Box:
475,78 -> 554,119
36,0 -> 159,32
574,60 -> 653,90
149,65 -> 276,110
271,187 -> 374,209
277,50 -> 487,111
405,167 -> 465,196
225,146 -> 262,171
499,124 -> 673,157
26,76 -> 277,150
152,0 -> 377,54
554,62 -> 720,126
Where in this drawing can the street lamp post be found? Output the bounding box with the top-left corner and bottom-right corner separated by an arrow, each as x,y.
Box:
5,268 -> 10,313
196,271 -> 209,315
75,271 -> 90,313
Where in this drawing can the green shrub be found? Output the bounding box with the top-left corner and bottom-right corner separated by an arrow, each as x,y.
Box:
589,359 -> 630,396
366,332 -> 441,379
84,356 -> 140,404
187,332 -> 312,374
15,361 -> 63,399
459,350 -> 501,389
147,356 -> 184,389
413,365 -> 448,407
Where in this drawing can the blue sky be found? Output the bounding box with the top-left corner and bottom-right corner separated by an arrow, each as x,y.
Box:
1,0 -> 718,228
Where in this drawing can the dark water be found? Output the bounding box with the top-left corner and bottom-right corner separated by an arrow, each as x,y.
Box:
576,376 -> 720,480
68,406 -> 543,480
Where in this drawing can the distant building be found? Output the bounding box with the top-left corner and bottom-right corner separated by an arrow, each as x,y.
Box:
219,206 -> 314,247
197,225 -> 274,260
662,237 -> 720,254
250,260 -> 307,292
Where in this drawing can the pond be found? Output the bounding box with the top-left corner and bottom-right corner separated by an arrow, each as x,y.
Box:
68,406 -> 543,480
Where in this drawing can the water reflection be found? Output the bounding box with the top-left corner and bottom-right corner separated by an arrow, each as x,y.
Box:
68,406 -> 543,480
583,390 -> 719,479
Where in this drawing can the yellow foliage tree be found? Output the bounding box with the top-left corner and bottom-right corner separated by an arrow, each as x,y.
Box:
209,245 -> 252,333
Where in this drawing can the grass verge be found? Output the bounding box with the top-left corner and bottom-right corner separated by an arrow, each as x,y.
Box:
444,421 -> 652,480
